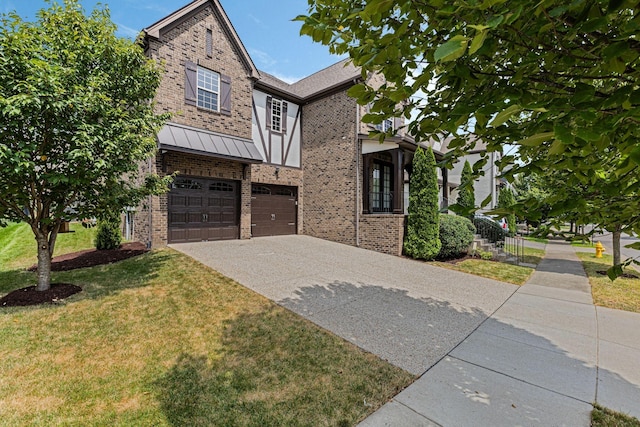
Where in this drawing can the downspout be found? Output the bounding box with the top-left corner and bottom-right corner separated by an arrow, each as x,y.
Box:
355,101 -> 360,247
147,156 -> 153,249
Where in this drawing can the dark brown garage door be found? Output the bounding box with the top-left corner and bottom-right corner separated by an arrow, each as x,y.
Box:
251,184 -> 297,237
168,177 -> 239,243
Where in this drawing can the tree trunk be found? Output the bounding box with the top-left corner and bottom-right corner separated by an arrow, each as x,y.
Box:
36,235 -> 52,291
612,226 -> 622,267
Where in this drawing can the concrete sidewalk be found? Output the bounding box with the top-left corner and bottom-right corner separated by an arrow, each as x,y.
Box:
362,240 -> 640,426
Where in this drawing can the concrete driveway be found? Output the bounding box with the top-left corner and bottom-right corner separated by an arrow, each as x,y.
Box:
171,235 -> 517,375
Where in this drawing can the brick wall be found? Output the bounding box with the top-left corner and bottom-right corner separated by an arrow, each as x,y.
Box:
146,4 -> 254,139
251,164 -> 304,234
358,215 -> 405,256
302,90 -> 359,246
135,2 -> 256,247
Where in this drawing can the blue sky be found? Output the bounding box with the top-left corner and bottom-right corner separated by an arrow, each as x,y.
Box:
3,0 -> 343,83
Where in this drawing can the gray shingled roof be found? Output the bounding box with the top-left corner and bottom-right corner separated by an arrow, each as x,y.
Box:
158,122 -> 263,163
257,58 -> 361,100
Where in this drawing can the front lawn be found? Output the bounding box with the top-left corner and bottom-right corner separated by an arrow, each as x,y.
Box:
434,259 -> 535,285
0,226 -> 414,425
592,404 -> 640,427
577,252 -> 640,313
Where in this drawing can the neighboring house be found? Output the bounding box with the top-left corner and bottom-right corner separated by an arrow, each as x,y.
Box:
441,137 -> 504,212
133,0 -> 455,256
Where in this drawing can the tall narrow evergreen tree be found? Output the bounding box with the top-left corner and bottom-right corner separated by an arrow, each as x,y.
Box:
457,160 -> 475,219
497,187 -> 517,236
404,147 -> 441,260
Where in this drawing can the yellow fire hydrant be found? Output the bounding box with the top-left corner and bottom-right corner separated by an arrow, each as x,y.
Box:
595,241 -> 605,258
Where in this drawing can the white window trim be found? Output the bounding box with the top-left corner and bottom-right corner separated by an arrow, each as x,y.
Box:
271,98 -> 283,132
375,118 -> 394,133
197,66 -> 220,112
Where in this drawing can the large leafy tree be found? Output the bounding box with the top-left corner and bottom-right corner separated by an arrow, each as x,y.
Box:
404,147 -> 441,260
0,0 -> 169,291
297,0 -> 640,276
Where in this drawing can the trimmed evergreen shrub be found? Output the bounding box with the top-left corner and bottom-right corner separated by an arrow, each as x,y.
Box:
497,187 -> 517,236
95,214 -> 122,250
438,214 -> 475,259
404,147 -> 441,260
457,160 -> 475,219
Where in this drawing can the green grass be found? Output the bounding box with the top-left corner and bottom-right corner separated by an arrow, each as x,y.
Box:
0,226 -> 414,425
524,236 -> 548,244
571,240 -> 596,248
502,245 -> 546,266
577,252 -> 640,313
592,404 -> 640,426
0,221 -> 97,271
434,259 -> 535,285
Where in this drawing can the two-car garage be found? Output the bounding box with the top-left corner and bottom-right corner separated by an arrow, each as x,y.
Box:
167,176 -> 297,243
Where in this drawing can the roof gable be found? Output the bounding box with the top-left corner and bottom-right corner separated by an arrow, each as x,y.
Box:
144,0 -> 259,78
255,58 -> 363,101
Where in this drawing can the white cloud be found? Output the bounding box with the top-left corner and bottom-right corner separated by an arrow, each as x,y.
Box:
249,48 -> 277,69
115,22 -> 140,39
269,72 -> 303,84
248,13 -> 263,26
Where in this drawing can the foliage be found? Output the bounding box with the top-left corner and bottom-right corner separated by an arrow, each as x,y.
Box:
436,258 -> 535,285
297,0 -> 640,278
578,252 -> 640,313
591,404 -> 640,427
0,222 -> 97,272
0,248 -> 414,425
456,160 -> 476,219
438,214 -> 475,259
0,0 -> 170,290
404,147 -> 441,260
95,214 -> 122,250
497,188 -> 517,237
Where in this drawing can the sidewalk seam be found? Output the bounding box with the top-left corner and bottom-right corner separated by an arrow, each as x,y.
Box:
448,355 -> 595,406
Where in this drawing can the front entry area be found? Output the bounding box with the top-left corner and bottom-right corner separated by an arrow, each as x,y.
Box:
251,184 -> 297,237
168,176 -> 240,243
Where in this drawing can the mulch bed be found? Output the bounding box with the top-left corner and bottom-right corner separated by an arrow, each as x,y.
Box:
1,242 -> 148,307
1,283 -> 82,307
26,241 -> 148,272
596,270 -> 638,279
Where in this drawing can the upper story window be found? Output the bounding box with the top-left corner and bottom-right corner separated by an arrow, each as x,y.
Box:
375,118 -> 394,133
266,95 -> 288,133
271,98 -> 283,132
184,61 -> 232,116
197,66 -> 220,112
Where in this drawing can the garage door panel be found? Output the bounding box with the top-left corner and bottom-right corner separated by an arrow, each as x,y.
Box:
171,195 -> 187,207
251,185 -> 297,237
169,177 -> 239,243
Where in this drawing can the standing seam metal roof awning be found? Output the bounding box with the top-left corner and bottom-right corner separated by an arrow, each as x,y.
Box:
157,122 -> 263,163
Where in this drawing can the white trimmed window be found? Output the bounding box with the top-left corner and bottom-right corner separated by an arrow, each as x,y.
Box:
375,118 -> 394,132
197,66 -> 220,111
271,98 -> 283,132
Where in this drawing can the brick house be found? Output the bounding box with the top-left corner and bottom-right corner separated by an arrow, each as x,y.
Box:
133,0 -> 455,256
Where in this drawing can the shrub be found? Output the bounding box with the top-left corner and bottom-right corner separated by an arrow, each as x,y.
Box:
95,214 -> 122,250
404,147 -> 441,260
457,160 -> 475,219
497,188 -> 517,237
438,214 -> 475,259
